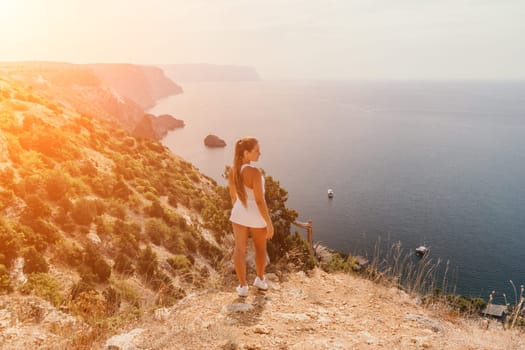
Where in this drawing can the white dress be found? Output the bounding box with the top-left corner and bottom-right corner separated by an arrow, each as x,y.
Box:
229,164 -> 267,228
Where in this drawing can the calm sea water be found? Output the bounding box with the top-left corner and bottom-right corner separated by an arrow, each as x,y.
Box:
149,80 -> 525,298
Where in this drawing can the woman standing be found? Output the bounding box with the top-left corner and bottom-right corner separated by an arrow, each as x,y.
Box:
228,137 -> 274,297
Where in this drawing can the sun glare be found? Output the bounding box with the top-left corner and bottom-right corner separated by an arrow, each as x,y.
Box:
0,0 -> 23,25
0,0 -> 17,16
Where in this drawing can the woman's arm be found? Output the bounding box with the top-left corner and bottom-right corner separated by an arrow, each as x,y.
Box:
250,168 -> 274,239
228,168 -> 237,205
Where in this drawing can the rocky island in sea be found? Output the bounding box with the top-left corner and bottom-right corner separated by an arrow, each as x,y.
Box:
204,134 -> 227,148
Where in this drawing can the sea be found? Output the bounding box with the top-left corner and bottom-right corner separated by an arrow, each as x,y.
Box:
148,80 -> 525,299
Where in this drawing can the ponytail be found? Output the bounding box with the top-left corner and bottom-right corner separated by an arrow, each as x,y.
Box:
232,137 -> 258,207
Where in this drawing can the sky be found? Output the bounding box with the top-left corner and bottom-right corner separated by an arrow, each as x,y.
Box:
1,0 -> 524,80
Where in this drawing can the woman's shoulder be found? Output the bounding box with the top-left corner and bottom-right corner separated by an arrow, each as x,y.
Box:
242,165 -> 262,178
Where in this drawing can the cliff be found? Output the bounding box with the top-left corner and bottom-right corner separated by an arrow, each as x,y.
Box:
160,64 -> 261,82
132,114 -> 185,140
89,63 -> 183,110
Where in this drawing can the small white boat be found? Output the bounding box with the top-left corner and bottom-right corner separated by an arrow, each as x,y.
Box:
415,246 -> 429,256
327,189 -> 334,198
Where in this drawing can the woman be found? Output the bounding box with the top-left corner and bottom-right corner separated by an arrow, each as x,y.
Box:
228,137 -> 274,297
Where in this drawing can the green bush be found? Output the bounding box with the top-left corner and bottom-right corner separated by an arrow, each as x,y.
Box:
137,245 -> 158,280
0,168 -> 15,187
166,255 -> 192,272
145,199 -> 164,218
72,198 -> 98,225
54,240 -> 83,267
0,220 -> 20,267
23,194 -> 51,218
182,232 -> 197,253
112,176 -> 132,199
19,214 -> 60,247
45,170 -> 70,201
107,199 -> 128,220
114,252 -> 134,275
0,264 -> 13,294
22,246 -> 49,274
145,218 -> 170,245
92,257 -> 111,283
83,244 -> 111,283
103,286 -> 121,315
19,273 -> 63,307
95,216 -> 113,237
90,174 -> 116,198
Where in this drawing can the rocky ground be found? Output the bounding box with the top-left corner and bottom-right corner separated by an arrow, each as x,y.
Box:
1,267 -> 523,349
105,269 -> 524,350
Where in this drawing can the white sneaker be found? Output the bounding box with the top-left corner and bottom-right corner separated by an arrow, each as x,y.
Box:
253,276 -> 268,291
236,285 -> 249,297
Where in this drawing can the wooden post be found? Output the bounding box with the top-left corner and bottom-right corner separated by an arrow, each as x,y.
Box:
307,219 -> 313,252
293,219 -> 314,255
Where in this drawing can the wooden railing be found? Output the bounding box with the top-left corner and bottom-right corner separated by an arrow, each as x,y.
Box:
293,219 -> 313,254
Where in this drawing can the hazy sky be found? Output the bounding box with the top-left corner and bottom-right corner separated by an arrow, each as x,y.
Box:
1,0 -> 524,80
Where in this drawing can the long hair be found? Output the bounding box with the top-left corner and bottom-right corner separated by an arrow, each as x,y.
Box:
232,137 -> 258,207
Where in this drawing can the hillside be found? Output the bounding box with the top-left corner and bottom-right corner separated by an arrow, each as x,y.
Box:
0,66 -> 238,348
0,62 -> 182,134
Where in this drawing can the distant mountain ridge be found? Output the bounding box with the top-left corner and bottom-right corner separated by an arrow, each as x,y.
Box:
160,63 -> 261,82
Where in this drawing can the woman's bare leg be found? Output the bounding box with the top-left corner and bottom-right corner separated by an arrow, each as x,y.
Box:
251,227 -> 268,279
232,223 -> 249,286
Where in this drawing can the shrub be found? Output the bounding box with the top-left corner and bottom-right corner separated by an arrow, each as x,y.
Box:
69,290 -> 107,322
83,244 -> 111,283
0,264 -> 13,294
137,245 -> 158,280
166,255 -> 192,272
151,271 -> 185,307
72,198 -> 97,225
45,170 -> 70,201
107,199 -> 127,220
164,234 -> 185,255
23,194 -> 51,218
57,197 -> 74,213
89,174 -> 116,198
0,220 -> 20,267
190,197 -> 205,212
19,273 -> 63,307
145,199 -> 164,218
95,216 -> 113,238
145,218 -> 170,245
0,168 -> 15,187
103,286 -> 121,315
112,176 -> 132,199
22,246 -> 49,274
54,208 -> 75,232
70,279 -> 96,301
112,280 -> 140,308
92,257 -> 111,283
182,231 -> 197,253
114,252 -> 134,275
20,217 -> 60,245
79,160 -> 98,177
54,240 -> 83,267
